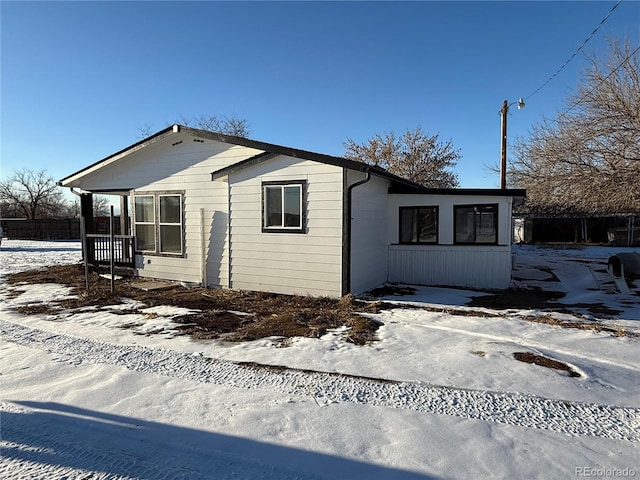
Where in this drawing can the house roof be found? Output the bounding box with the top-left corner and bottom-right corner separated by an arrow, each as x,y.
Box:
206,136 -> 421,189
59,124 -> 423,190
58,124 -> 526,198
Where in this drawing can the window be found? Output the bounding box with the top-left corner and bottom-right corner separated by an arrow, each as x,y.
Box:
454,204 -> 498,244
134,195 -> 155,251
399,206 -> 438,244
133,193 -> 184,254
159,195 -> 183,253
262,181 -> 305,232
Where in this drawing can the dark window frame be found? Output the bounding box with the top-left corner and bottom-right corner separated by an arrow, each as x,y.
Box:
398,206 -> 439,244
133,191 -> 185,256
261,180 -> 307,234
453,203 -> 499,245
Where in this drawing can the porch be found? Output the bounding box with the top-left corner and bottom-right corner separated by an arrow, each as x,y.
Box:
85,234 -> 135,271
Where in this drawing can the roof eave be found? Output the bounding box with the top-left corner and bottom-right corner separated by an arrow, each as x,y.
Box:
388,186 -> 527,197
59,125 -> 179,187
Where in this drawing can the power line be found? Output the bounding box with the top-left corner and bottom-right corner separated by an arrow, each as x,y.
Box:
524,0 -> 622,101
549,42 -> 640,126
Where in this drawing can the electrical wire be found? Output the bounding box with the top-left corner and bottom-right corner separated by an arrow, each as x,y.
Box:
524,0 -> 622,101
551,42 -> 640,124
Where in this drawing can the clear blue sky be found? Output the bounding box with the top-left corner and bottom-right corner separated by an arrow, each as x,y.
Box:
2,1 -> 639,191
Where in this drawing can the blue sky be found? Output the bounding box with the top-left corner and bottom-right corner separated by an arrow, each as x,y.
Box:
2,1 -> 639,192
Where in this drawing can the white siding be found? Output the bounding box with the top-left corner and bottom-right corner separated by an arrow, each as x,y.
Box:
387,194 -> 514,246
386,193 -> 515,289
228,156 -> 344,297
349,173 -> 390,295
80,133 -> 263,286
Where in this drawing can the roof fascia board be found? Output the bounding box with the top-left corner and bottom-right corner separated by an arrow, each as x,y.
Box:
59,123 -> 425,191
209,149 -> 421,189
174,127 -> 422,189
388,187 -> 527,197
59,125 -> 177,186
211,152 -> 278,180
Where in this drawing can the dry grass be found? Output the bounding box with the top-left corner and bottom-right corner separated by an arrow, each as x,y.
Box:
6,264 -> 634,346
6,264 -> 383,345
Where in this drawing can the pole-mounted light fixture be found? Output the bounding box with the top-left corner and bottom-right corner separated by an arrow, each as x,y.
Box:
500,97 -> 525,189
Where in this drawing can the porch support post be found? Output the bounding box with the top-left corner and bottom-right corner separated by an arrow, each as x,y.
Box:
80,193 -> 94,265
109,205 -> 115,293
120,195 -> 130,235
80,193 -> 95,232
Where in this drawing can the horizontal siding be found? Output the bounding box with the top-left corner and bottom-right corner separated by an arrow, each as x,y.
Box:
388,245 -> 513,289
230,274 -> 341,298
231,252 -> 340,269
231,246 -> 342,260
228,156 -> 344,297
108,136 -> 263,289
78,138 -> 258,192
135,254 -> 202,284
229,216 -> 341,229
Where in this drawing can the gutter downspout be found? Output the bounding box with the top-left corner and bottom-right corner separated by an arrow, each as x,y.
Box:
343,168 -> 371,296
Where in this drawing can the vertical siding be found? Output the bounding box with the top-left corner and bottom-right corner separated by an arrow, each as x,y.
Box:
77,133 -> 263,286
228,156 -> 344,297
349,173 -> 390,295
388,245 -> 513,289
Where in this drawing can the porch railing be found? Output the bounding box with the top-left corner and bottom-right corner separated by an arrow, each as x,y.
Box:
86,234 -> 135,269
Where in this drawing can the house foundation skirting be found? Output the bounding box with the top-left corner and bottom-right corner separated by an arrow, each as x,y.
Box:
388,245 -> 513,290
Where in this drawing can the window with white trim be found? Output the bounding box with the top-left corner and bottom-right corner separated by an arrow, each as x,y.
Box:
134,193 -> 184,254
262,181 -> 305,232
454,204 -> 498,244
159,194 -> 183,253
134,195 -> 156,252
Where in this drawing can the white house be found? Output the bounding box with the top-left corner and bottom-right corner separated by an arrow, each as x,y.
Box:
59,125 -> 525,297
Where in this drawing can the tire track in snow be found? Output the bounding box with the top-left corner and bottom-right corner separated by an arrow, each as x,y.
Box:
1,319 -> 639,442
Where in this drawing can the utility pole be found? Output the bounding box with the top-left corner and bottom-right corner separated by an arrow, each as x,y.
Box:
500,100 -> 508,190
499,98 -> 525,189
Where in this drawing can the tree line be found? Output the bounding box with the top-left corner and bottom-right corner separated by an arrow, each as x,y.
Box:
2,37 -> 638,219
0,169 -> 110,219
509,38 -> 640,215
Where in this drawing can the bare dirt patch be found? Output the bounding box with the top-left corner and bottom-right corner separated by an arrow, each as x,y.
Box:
513,351 -> 581,378
5,264 -> 383,345
466,287 -> 623,318
366,285 -> 418,297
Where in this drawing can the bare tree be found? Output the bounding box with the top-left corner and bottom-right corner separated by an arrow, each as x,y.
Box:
510,38 -> 640,214
343,126 -> 460,188
92,195 -> 111,217
0,169 -> 67,219
139,114 -> 250,139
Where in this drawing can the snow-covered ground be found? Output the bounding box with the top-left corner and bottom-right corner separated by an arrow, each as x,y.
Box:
1,239 -> 639,479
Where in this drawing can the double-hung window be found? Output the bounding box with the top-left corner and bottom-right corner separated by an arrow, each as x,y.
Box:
399,206 -> 438,244
262,181 -> 305,233
158,195 -> 183,253
454,204 -> 498,244
134,195 -> 156,251
134,192 -> 184,254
